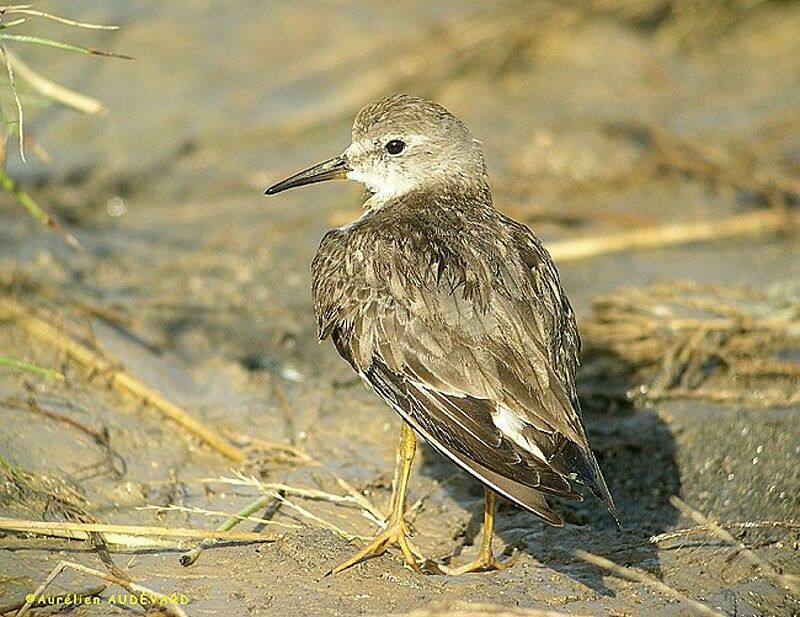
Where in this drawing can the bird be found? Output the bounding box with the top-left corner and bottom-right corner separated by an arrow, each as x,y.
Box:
265,94 -> 616,575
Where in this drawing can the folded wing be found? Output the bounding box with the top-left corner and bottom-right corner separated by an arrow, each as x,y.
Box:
319,215 -> 617,523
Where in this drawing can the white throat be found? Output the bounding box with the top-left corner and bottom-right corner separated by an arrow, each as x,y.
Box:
346,168 -> 416,210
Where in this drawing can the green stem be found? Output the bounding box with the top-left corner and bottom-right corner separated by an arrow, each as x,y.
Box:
0,168 -> 81,248
179,494 -> 278,566
0,355 -> 64,380
0,19 -> 28,30
0,166 -> 51,225
0,33 -> 132,59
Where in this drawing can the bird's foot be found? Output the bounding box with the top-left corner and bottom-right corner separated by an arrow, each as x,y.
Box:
329,517 -> 424,575
431,548 -> 518,575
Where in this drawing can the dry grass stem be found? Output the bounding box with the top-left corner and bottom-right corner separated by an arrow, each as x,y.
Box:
225,430 -> 314,465
205,471 -> 385,524
5,48 -> 105,114
547,209 -> 796,263
215,434 -> 387,524
1,529 -> 173,549
271,492 -> 365,541
605,121 -> 800,208
574,549 -> 725,617
670,496 -> 800,596
0,516 -> 280,543
581,280 -> 800,407
333,477 -> 387,527
650,520 -> 800,544
138,503 -> 300,529
650,387 -> 800,406
1,7 -> 119,30
0,39 -> 25,160
14,560 -> 187,617
262,482 -> 367,508
610,519 -> 800,555
0,296 -> 246,462
203,473 -> 372,541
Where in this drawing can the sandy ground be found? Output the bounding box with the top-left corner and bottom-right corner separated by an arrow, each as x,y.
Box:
1,2 -> 799,616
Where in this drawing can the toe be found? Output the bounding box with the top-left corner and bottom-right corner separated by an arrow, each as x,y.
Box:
329,519 -> 425,575
432,550 -> 516,575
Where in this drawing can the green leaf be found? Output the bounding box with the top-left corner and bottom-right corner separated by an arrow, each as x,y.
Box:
0,33 -> 132,59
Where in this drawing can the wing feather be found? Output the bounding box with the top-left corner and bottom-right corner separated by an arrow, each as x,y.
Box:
316,209 -> 617,522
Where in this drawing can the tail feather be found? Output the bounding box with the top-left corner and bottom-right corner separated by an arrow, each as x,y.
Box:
551,439 -> 618,523
448,449 -> 565,526
396,408 -> 565,525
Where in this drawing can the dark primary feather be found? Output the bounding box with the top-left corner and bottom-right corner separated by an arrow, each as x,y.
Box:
312,183 -> 617,524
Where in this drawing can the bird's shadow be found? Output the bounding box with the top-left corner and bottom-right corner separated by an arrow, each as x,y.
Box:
416,349 -> 681,595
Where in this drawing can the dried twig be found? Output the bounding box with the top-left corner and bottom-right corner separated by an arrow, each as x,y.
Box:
575,549 -> 725,617
2,7 -> 119,30
206,472 -> 385,525
0,38 -> 24,160
548,209 -> 796,263
271,491 -> 366,541
1,395 -> 126,477
670,496 -> 800,596
0,297 -> 245,462
581,280 -> 800,407
4,48 -> 105,114
224,430 -> 387,524
650,520 -> 800,545
650,387 -> 800,406
608,519 -> 800,556
252,481 -> 366,508
15,560 -> 186,617
0,516 -> 280,543
138,503 -> 299,529
605,121 -> 800,208
203,473 -> 374,542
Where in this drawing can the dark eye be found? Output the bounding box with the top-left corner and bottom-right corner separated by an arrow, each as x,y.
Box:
385,139 -> 405,155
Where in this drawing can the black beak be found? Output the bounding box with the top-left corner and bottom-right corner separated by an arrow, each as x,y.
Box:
265,156 -> 350,195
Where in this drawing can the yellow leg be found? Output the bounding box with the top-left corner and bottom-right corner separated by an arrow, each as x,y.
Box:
329,423 -> 423,574
438,487 -> 512,575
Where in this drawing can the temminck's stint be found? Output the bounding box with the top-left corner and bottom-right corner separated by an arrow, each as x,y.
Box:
265,94 -> 616,575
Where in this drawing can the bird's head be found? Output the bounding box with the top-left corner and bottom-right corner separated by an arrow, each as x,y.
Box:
265,94 -> 487,208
